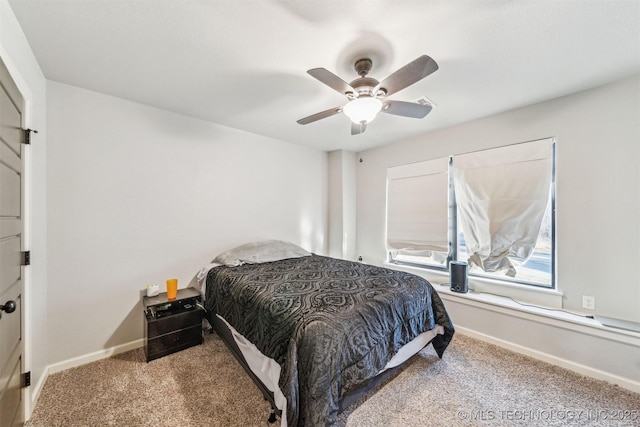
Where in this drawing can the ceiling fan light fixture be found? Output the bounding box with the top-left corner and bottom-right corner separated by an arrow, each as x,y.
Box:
343,97 -> 382,124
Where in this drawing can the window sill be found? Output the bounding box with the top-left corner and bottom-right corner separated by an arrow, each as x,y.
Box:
384,262 -> 640,345
384,262 -> 563,308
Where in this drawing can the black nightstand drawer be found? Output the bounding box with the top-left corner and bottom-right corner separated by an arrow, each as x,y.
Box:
146,324 -> 203,362
147,308 -> 202,337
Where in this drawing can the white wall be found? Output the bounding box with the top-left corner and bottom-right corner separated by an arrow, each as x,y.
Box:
356,75 -> 640,323
355,76 -> 640,390
328,150 -> 357,260
0,0 -> 48,416
46,81 -> 328,366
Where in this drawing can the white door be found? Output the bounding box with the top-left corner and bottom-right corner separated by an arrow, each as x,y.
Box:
0,56 -> 27,427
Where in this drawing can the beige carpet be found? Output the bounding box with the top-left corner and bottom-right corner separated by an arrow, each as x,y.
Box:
27,333 -> 639,427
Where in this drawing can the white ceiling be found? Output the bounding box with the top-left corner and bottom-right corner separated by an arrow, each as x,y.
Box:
9,0 -> 640,152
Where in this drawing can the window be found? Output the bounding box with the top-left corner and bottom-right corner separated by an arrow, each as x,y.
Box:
386,157 -> 450,268
387,138 -> 555,288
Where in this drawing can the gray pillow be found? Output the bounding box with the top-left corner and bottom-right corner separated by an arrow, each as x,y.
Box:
213,240 -> 311,267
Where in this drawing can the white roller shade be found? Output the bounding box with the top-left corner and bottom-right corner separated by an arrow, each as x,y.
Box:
387,158 -> 449,255
452,138 -> 553,276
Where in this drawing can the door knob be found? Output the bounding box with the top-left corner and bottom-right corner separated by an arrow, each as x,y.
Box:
0,300 -> 16,314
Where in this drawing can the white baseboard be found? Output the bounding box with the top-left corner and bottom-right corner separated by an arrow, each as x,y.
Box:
47,338 -> 144,375
456,326 -> 640,394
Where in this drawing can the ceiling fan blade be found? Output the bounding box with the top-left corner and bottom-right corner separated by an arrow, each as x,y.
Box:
307,68 -> 355,95
297,106 -> 343,125
351,121 -> 367,135
381,100 -> 432,118
375,55 -> 438,97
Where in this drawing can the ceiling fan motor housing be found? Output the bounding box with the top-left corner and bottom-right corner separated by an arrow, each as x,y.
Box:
350,58 -> 383,98
349,77 -> 380,98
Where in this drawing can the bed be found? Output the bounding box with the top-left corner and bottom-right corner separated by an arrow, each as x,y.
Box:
196,240 -> 454,427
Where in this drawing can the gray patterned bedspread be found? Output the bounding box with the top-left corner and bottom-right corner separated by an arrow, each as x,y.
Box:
205,255 -> 454,427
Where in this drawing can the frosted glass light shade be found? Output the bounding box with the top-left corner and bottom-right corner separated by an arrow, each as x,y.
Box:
343,97 -> 383,124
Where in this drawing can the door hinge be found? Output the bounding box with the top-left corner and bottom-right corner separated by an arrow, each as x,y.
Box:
22,371 -> 31,387
23,128 -> 38,145
21,251 -> 30,266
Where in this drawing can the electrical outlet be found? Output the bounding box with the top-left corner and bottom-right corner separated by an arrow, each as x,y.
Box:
582,295 -> 595,310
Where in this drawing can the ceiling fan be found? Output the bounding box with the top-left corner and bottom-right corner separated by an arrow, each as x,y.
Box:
297,55 -> 438,135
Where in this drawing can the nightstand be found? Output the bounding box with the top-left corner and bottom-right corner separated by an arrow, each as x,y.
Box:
143,287 -> 204,362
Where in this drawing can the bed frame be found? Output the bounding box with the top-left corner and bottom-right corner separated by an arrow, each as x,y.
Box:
207,311 -> 414,425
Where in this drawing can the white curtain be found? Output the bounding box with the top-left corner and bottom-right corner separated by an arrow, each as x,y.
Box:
386,158 -> 449,257
452,139 -> 553,276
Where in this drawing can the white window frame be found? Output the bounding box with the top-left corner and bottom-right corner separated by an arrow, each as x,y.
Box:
387,138 -> 556,289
